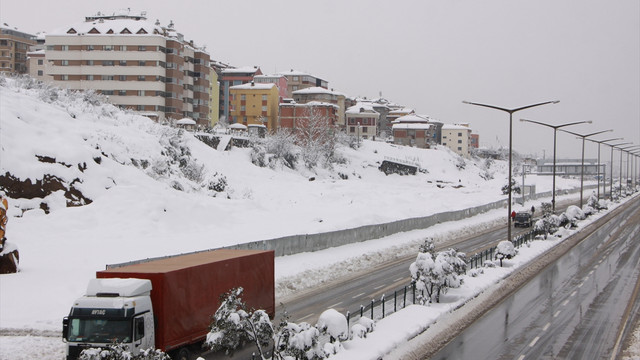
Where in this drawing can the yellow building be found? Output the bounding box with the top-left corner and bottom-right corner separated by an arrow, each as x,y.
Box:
229,82 -> 279,131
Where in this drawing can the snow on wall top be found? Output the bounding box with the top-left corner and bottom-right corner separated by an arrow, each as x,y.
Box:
229,82 -> 276,90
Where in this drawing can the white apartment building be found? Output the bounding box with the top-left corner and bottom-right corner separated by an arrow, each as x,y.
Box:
39,11 -> 210,125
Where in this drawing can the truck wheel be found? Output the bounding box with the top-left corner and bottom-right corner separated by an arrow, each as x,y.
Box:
175,348 -> 190,360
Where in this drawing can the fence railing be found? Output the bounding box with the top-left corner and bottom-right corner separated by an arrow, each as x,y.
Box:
344,227 -> 542,327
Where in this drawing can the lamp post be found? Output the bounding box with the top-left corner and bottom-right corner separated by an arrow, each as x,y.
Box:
586,137 -> 623,200
608,142 -> 632,198
558,129 -> 612,208
462,100 -> 559,242
620,145 -> 640,193
519,118 -> 591,212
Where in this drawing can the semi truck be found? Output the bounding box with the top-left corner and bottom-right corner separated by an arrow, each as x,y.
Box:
62,249 -> 275,360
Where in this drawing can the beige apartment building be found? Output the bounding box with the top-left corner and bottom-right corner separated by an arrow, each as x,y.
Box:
0,25 -> 37,74
441,123 -> 472,158
39,11 -> 210,125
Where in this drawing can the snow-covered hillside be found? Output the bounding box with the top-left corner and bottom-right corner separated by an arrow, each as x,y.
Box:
0,75 -> 598,358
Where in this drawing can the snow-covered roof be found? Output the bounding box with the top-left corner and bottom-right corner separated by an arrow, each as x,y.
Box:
346,103 -> 378,115
222,66 -> 261,75
392,123 -> 432,130
229,123 -> 248,130
394,114 -> 430,123
292,87 -> 338,96
389,108 -> 415,115
176,118 -> 196,125
48,17 -> 164,36
442,124 -> 472,131
229,82 -> 276,90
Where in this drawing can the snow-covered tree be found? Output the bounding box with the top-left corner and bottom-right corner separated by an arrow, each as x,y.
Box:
501,178 -> 521,195
206,287 -> 273,359
495,241 -> 516,267
410,243 -> 467,304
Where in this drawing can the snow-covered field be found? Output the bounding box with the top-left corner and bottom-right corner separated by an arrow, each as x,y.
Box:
1,76 -> 637,359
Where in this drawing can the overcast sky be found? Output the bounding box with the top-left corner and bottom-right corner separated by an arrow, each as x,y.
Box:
2,0 -> 639,160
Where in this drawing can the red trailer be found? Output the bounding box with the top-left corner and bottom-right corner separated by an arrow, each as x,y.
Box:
92,249 -> 274,355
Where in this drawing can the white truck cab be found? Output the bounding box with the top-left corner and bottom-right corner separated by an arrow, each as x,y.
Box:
63,278 -> 155,360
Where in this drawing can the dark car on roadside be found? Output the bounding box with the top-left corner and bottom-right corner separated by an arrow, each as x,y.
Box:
514,212 -> 533,227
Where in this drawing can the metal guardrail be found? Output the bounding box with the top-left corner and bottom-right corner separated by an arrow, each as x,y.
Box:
344,227 -> 541,327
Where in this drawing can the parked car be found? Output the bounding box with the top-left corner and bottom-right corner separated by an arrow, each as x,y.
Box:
514,212 -> 533,227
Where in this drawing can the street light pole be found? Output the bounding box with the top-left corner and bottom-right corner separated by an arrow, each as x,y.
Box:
608,142 -> 632,198
463,100 -> 559,242
619,146 -> 640,193
519,118 -> 591,212
586,137 -> 623,200
558,129 -> 612,208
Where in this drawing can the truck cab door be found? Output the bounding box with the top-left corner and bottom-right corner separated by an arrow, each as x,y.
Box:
133,316 -> 146,352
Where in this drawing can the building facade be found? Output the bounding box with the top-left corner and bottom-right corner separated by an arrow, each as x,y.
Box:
441,124 -> 472,158
345,104 -> 379,140
219,66 -> 262,122
40,11 -> 210,124
253,74 -> 288,101
278,69 -> 328,98
279,102 -> 338,133
229,82 -> 279,131
292,87 -> 346,127
391,114 -> 434,149
0,26 -> 37,74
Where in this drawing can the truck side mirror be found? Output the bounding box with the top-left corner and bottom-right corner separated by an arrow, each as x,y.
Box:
62,317 -> 69,341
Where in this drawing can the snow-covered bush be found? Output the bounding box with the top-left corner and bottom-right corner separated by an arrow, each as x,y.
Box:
78,344 -> 170,360
317,309 -> 348,342
275,320 -> 324,360
495,241 -> 516,267
350,324 -> 368,339
564,205 -> 586,222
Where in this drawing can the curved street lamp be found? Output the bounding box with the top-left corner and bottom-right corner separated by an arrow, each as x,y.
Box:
558,129 -> 613,207
462,100 -> 559,242
586,137 -> 623,200
619,145 -> 640,194
519,118 -> 591,212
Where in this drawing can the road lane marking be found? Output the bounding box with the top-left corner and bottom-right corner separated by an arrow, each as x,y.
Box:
562,299 -> 569,306
328,302 -> 342,308
374,284 -> 385,290
571,291 -> 577,297
589,270 -> 594,275
543,322 -> 551,331
578,282 -> 584,288
595,264 -> 599,269
297,313 -> 314,321
353,292 -> 366,299
517,355 -> 526,360
554,310 -> 561,318
529,336 -> 540,347
394,277 -> 405,282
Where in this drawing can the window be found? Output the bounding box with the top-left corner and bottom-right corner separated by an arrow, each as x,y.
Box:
240,95 -> 246,101
138,46 -> 146,51
104,45 -> 113,51
241,105 -> 246,111
37,70 -> 43,76
138,75 -> 145,81
86,60 -> 94,66
134,317 -> 144,341
137,105 -> 145,111
118,45 -> 127,51
102,90 -> 114,95
119,60 -> 127,66
86,75 -> 93,80
458,139 -> 462,144
61,60 -> 69,66
102,60 -> 114,66
86,45 -> 94,51
292,76 -> 299,81
458,132 -> 462,137
61,45 -> 69,51
37,59 -> 43,65
138,90 -> 145,96
458,147 -> 462,151
118,90 -> 126,96
262,95 -> 267,101
262,106 -> 267,112
119,75 -> 126,81
101,75 -> 114,81
138,60 -> 146,66
61,75 -> 69,81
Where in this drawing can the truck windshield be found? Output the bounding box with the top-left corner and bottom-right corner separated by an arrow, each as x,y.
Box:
68,318 -> 131,343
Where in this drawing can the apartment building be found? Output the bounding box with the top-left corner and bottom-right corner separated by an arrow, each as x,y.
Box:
219,66 -> 262,122
292,87 -> 346,127
278,69 -> 328,98
391,114 -> 434,149
345,103 -> 379,140
229,82 -> 279,131
279,102 -> 338,132
253,74 -> 288,101
0,25 -> 37,74
40,11 -> 210,125
441,123 -> 472,158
